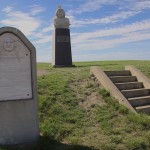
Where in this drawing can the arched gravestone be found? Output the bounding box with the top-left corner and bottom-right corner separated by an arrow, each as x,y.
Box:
52,6 -> 73,67
0,27 -> 39,145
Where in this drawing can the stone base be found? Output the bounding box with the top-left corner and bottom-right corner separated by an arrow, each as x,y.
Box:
53,64 -> 75,68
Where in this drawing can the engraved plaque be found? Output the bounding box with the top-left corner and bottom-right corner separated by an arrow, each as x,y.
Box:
56,36 -> 69,42
0,33 -> 32,101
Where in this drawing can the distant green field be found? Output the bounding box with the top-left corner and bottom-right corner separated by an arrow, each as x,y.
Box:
37,60 -> 150,78
1,60 -> 150,150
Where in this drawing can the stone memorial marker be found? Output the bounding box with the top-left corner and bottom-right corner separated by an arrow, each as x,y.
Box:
0,27 -> 39,145
52,6 -> 73,67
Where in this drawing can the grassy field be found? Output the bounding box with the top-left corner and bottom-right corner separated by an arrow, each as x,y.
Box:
1,60 -> 150,150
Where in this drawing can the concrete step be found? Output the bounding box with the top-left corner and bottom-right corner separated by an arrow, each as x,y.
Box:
115,82 -> 143,90
128,95 -> 150,107
110,76 -> 137,83
105,70 -> 131,76
136,105 -> 150,114
122,89 -> 150,98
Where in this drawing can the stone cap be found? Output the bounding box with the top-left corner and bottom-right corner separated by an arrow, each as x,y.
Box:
54,6 -> 70,29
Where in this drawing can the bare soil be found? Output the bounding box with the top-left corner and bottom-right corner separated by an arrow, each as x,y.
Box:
37,70 -> 49,76
79,92 -> 105,109
69,76 -> 105,109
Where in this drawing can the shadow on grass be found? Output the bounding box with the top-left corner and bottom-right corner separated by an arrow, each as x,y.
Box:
0,136 -> 96,150
36,136 -> 96,150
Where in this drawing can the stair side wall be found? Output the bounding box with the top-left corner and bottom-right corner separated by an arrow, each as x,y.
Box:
90,66 -> 136,113
125,65 -> 150,89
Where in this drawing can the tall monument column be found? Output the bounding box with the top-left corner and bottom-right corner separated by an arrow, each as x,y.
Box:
52,6 -> 73,67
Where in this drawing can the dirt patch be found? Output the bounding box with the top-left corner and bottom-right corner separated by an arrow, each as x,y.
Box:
79,92 -> 105,109
37,70 -> 49,76
69,76 -> 105,110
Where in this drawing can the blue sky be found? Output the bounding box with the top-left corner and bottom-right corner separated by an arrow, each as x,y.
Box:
0,0 -> 150,62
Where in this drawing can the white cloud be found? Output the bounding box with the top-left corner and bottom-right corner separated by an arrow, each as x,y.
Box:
35,35 -> 52,44
37,49 -> 51,62
68,0 -> 150,28
68,0 -> 117,14
68,10 -> 140,27
41,24 -> 53,33
71,19 -> 150,51
29,5 -> 45,15
71,19 -> 150,42
2,6 -> 13,13
0,6 -> 41,36
69,0 -> 150,15
73,51 -> 150,62
129,0 -> 150,11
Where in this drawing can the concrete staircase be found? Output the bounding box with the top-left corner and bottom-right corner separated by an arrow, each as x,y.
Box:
90,66 -> 150,114
105,70 -> 150,114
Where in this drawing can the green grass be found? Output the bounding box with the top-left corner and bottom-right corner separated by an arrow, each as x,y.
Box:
1,60 -> 150,150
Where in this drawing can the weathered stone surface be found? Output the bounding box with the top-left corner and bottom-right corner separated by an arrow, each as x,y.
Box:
0,33 -> 32,101
0,27 -> 39,145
